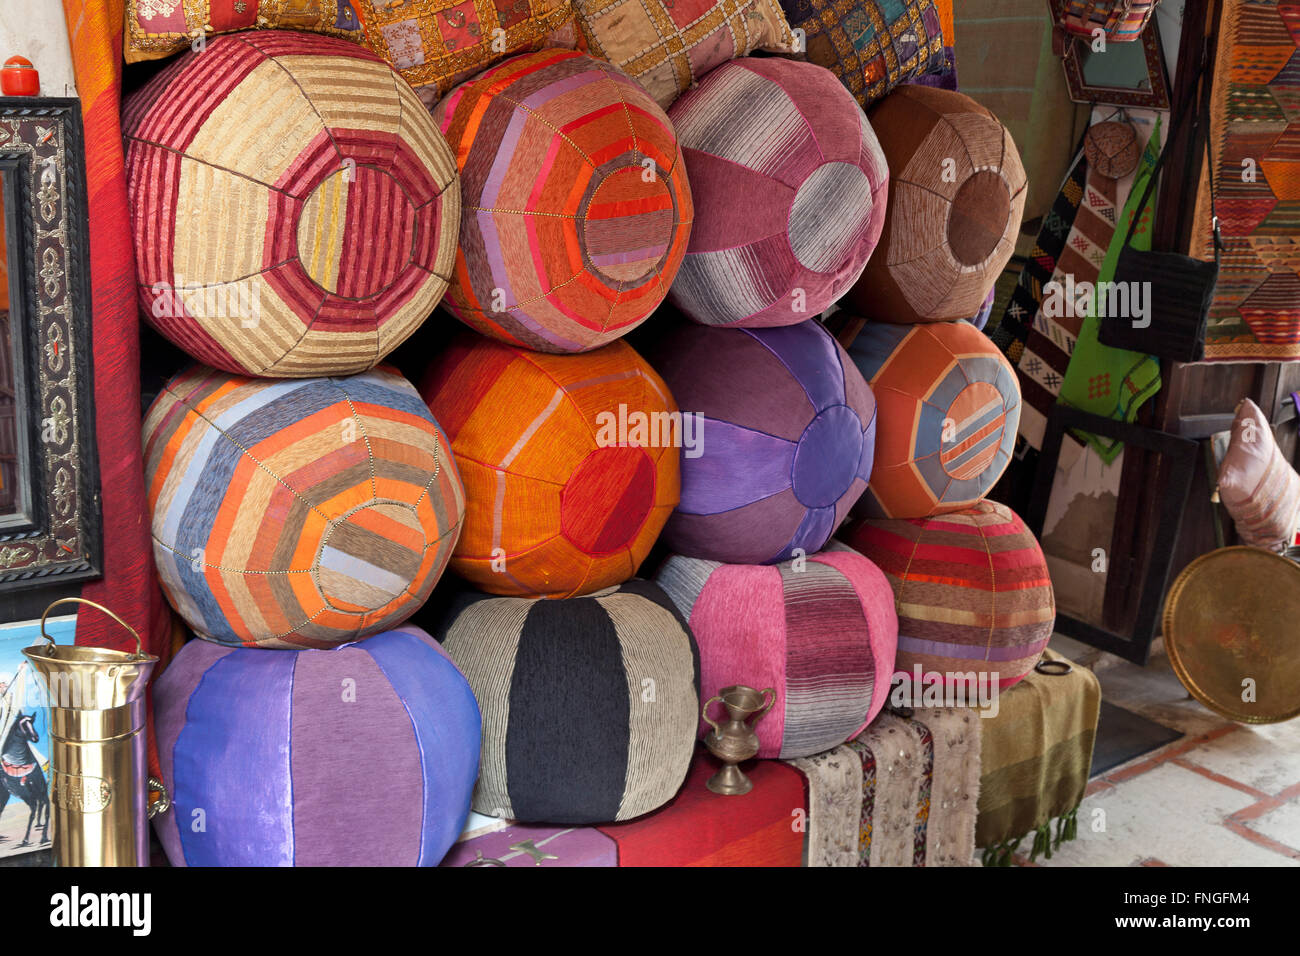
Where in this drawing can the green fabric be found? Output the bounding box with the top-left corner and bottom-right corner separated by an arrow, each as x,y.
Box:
1058,118 -> 1164,464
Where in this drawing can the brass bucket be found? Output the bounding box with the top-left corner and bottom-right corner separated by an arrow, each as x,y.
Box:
22,598 -> 161,866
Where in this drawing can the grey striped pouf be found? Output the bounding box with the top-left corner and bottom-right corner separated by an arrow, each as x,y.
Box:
437,580 -> 700,824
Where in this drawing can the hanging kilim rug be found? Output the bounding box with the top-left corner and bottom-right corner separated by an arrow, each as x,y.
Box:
1193,0 -> 1300,361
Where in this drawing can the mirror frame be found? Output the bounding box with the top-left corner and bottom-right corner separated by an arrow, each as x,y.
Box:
0,98 -> 101,593
1062,21 -> 1171,111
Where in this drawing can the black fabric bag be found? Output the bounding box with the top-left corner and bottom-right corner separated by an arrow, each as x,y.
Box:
1099,65 -> 1221,364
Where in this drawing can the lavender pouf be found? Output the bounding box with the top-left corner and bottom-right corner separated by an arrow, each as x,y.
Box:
646,319 -> 876,564
152,626 -> 481,867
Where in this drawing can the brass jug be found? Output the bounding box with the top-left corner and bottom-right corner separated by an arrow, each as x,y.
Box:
22,598 -> 162,866
701,684 -> 776,796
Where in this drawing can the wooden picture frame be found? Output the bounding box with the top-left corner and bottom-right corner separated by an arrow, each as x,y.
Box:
1062,20 -> 1171,110
1024,404 -> 1197,664
0,99 -> 101,596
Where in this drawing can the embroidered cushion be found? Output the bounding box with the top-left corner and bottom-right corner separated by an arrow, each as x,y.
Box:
144,365 -> 465,648
666,57 -> 888,328
152,626 -> 481,866
841,500 -> 1055,690
847,319 -> 1019,518
1217,398 -> 1300,551
847,85 -> 1026,324
124,0 -> 366,63
655,542 -> 897,758
574,0 -> 796,109
420,333 -> 680,597
437,580 -> 699,823
778,0 -> 952,109
646,318 -> 876,564
124,31 -> 460,377
432,50 -> 693,352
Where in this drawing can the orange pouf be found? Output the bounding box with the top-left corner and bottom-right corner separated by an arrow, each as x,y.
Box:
420,333 -> 681,597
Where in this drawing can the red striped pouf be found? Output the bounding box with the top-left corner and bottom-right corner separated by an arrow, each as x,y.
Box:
840,500 -> 1054,691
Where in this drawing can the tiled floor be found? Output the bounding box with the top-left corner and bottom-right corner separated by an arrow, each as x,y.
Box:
1018,636 -> 1300,867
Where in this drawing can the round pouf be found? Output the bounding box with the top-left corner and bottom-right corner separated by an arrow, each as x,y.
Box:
438,580 -> 699,823
124,32 -> 460,377
646,318 -> 875,564
152,626 -> 480,866
655,543 -> 897,759
841,500 -> 1055,690
847,85 -> 1026,324
847,319 -> 1019,519
666,57 -> 888,328
432,50 -> 692,352
420,333 -> 680,598
144,365 -> 465,648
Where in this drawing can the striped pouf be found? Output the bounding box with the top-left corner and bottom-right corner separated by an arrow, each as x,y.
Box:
840,500 -> 1055,690
846,84 -> 1026,324
654,542 -> 897,759
666,57 -> 888,328
646,318 -> 875,564
123,32 -> 460,377
432,50 -> 693,352
437,580 -> 700,824
152,626 -> 481,866
420,333 -> 680,598
847,319 -> 1019,519
144,365 -> 465,648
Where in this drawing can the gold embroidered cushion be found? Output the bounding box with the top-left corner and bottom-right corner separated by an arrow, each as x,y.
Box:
125,1 -> 366,63
355,0 -> 580,104
574,0 -> 796,109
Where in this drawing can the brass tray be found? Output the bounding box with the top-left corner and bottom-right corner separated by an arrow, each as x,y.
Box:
1162,546 -> 1300,724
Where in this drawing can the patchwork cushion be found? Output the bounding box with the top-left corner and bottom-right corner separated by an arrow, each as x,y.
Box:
574,0 -> 796,109
655,542 -> 897,759
841,500 -> 1055,690
1217,398 -> 1300,552
152,626 -> 481,866
779,0 -> 951,109
124,32 -> 459,377
420,333 -> 680,597
646,318 -> 875,564
847,319 -> 1019,518
144,365 -> 464,648
666,58 -> 888,328
437,580 -> 700,823
124,0 -> 365,63
433,50 -> 693,352
356,0 -> 579,104
847,85 -> 1026,324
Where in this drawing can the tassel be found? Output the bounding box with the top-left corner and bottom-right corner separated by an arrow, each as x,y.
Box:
1065,806 -> 1079,843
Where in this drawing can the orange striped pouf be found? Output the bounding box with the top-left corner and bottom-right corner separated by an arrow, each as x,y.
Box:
420,333 -> 681,598
841,500 -> 1054,690
847,319 -> 1019,519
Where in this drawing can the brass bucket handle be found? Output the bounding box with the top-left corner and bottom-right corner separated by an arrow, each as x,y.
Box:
39,597 -> 146,659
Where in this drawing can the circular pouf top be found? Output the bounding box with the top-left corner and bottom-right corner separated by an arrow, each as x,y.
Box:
144,365 -> 465,648
840,500 -> 1055,690
846,85 -> 1025,324
665,57 -> 888,328
420,333 -> 680,598
847,319 -> 1019,519
437,580 -> 700,823
152,626 -> 480,866
646,318 -> 875,564
432,50 -> 693,353
123,31 -> 460,377
655,543 -> 897,759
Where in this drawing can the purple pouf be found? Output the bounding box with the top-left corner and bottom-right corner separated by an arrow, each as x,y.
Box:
151,626 -> 481,867
969,287 -> 996,331
646,318 -> 876,563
